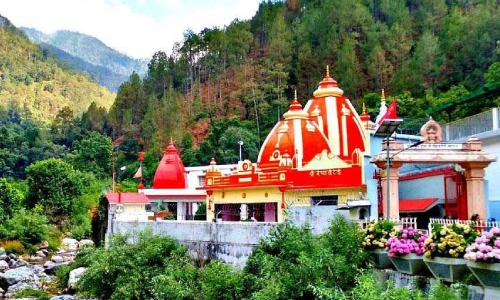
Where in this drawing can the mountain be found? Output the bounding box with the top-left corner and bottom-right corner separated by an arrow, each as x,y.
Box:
21,28 -> 149,92
0,15 -> 116,123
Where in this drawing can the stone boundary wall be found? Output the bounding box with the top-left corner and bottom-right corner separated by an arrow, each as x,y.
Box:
111,207 -> 349,268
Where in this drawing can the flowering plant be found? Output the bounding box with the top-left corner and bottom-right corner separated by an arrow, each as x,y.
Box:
385,227 -> 428,257
464,227 -> 500,262
361,220 -> 396,251
424,223 -> 478,259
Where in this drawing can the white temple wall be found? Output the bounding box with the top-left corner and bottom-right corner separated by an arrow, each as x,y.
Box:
110,207 -> 351,268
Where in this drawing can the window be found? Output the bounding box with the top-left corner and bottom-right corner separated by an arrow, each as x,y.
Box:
311,195 -> 338,206
198,175 -> 206,187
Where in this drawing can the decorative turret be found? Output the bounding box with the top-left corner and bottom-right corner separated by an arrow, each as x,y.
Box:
304,66 -> 367,159
152,139 -> 187,189
312,65 -> 344,97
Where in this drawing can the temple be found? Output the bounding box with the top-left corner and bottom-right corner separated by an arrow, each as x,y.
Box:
107,67 -> 498,226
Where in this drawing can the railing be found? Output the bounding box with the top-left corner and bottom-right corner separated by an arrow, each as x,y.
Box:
428,218 -> 500,233
357,217 -> 418,231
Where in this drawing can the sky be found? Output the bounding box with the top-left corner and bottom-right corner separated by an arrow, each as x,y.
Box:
2,0 -> 261,59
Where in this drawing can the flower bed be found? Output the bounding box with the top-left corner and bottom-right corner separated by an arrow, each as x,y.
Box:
464,227 -> 500,262
386,227 -> 427,257
360,220 -> 396,251
424,222 -> 478,259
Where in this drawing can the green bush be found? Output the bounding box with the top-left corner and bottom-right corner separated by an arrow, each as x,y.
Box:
5,205 -> 49,251
14,288 -> 50,300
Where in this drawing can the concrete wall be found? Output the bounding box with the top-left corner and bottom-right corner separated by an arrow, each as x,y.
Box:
110,207 -> 353,268
399,175 -> 445,200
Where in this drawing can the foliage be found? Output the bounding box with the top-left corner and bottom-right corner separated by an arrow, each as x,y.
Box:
0,240 -> 25,255
360,220 -> 397,251
424,223 -> 478,259
199,260 -> 246,300
75,229 -> 195,300
68,131 -> 112,179
26,158 -> 84,220
0,178 -> 24,222
244,215 -> 368,299
385,227 -> 428,257
14,288 -> 50,300
2,205 -> 50,251
464,227 -> 500,262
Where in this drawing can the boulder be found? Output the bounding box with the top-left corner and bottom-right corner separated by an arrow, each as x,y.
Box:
0,260 -> 9,272
68,267 -> 86,290
50,295 -> 76,300
79,239 -> 94,248
61,238 -> 79,252
52,255 -> 64,263
0,266 -> 39,286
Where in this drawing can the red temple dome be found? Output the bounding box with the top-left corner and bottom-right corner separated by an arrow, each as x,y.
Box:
304,67 -> 366,159
152,141 -> 187,189
257,92 -> 334,171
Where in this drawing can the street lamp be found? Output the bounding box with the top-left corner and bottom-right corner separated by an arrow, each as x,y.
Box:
238,141 -> 244,161
374,118 -> 403,219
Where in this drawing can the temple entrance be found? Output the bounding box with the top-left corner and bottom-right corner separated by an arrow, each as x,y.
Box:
371,118 -> 495,219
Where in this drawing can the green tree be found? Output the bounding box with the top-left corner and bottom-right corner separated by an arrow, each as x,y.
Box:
69,131 -> 112,179
0,178 -> 24,222
26,158 -> 84,220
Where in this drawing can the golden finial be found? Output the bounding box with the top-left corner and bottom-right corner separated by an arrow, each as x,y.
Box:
381,89 -> 386,102
362,103 -> 367,114
170,136 -> 173,144
294,89 -> 297,101
326,65 -> 330,77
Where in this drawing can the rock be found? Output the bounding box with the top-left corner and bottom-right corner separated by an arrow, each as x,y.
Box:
68,267 -> 86,290
62,238 -> 79,252
37,240 -> 49,250
36,250 -> 46,258
0,247 -> 5,255
41,249 -> 50,256
79,239 -> 94,248
12,258 -> 27,268
28,256 -> 43,263
0,266 -> 39,286
50,295 -> 76,300
43,260 -> 55,269
0,254 -> 9,261
0,286 -> 3,293
52,255 -> 64,263
0,260 -> 9,272
8,253 -> 16,260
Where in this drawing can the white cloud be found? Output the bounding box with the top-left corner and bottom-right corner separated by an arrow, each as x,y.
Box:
1,0 -> 260,59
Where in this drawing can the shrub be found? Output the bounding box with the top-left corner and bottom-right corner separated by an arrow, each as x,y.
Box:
5,206 -> 50,250
14,288 -> 50,300
1,240 -> 25,254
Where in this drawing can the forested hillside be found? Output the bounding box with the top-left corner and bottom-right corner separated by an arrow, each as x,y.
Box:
106,0 -> 500,168
0,15 -> 115,122
1,0 -> 500,181
0,0 -> 500,262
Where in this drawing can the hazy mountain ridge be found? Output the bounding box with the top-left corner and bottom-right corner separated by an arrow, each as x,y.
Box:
21,28 -> 148,92
0,14 -> 116,122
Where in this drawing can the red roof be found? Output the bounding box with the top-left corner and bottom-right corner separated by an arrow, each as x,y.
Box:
106,192 -> 151,204
399,198 -> 438,212
153,141 -> 187,189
